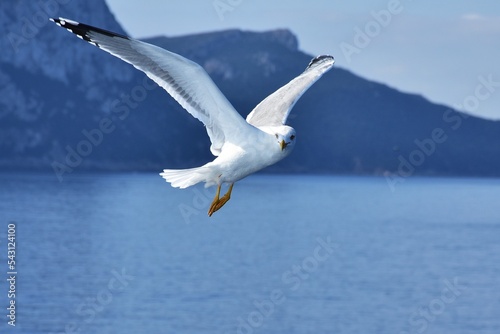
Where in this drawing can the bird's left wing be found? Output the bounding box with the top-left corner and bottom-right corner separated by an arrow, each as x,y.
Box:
50,17 -> 249,156
246,55 -> 334,127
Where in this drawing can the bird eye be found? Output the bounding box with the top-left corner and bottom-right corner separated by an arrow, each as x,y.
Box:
290,134 -> 295,140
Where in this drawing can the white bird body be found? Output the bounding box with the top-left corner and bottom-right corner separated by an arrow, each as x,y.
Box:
162,125 -> 291,188
50,17 -> 334,215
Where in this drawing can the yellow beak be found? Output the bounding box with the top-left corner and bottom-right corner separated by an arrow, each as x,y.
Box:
280,140 -> 287,151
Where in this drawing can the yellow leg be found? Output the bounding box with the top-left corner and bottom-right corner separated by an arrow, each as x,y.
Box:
208,184 -> 222,216
208,183 -> 234,216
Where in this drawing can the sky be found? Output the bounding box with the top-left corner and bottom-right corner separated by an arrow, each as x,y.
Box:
106,0 -> 500,120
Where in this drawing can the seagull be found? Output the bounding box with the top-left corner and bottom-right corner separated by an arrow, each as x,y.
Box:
50,17 -> 334,216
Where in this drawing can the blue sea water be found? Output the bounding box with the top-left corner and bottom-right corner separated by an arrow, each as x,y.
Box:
0,173 -> 499,333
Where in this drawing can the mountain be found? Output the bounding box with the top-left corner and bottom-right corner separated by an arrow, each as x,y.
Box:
1,0 -> 500,182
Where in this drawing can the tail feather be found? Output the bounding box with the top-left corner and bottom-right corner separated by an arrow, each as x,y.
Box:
160,166 -> 213,189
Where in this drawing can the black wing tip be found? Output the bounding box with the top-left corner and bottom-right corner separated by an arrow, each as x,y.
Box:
50,17 -> 80,29
50,17 -> 97,45
307,55 -> 335,70
50,17 -> 130,47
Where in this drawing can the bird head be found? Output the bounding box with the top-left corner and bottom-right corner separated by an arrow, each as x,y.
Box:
274,126 -> 296,153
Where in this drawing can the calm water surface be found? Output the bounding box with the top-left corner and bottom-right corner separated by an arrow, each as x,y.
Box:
0,173 -> 498,333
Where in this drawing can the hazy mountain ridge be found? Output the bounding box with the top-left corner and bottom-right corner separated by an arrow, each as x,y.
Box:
1,0 -> 499,179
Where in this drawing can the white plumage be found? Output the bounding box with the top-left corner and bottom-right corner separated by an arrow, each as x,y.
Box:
51,17 -> 334,215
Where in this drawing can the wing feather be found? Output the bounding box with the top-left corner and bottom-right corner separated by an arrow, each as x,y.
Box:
51,17 -> 249,156
246,55 -> 334,127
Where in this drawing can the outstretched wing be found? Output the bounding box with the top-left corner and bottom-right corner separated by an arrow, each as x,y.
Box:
51,17 -> 249,156
246,55 -> 334,127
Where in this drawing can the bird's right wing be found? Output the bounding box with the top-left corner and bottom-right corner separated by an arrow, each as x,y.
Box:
246,55 -> 334,127
51,17 -> 249,156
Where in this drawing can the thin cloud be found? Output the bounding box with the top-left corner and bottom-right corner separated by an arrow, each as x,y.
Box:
461,13 -> 485,21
